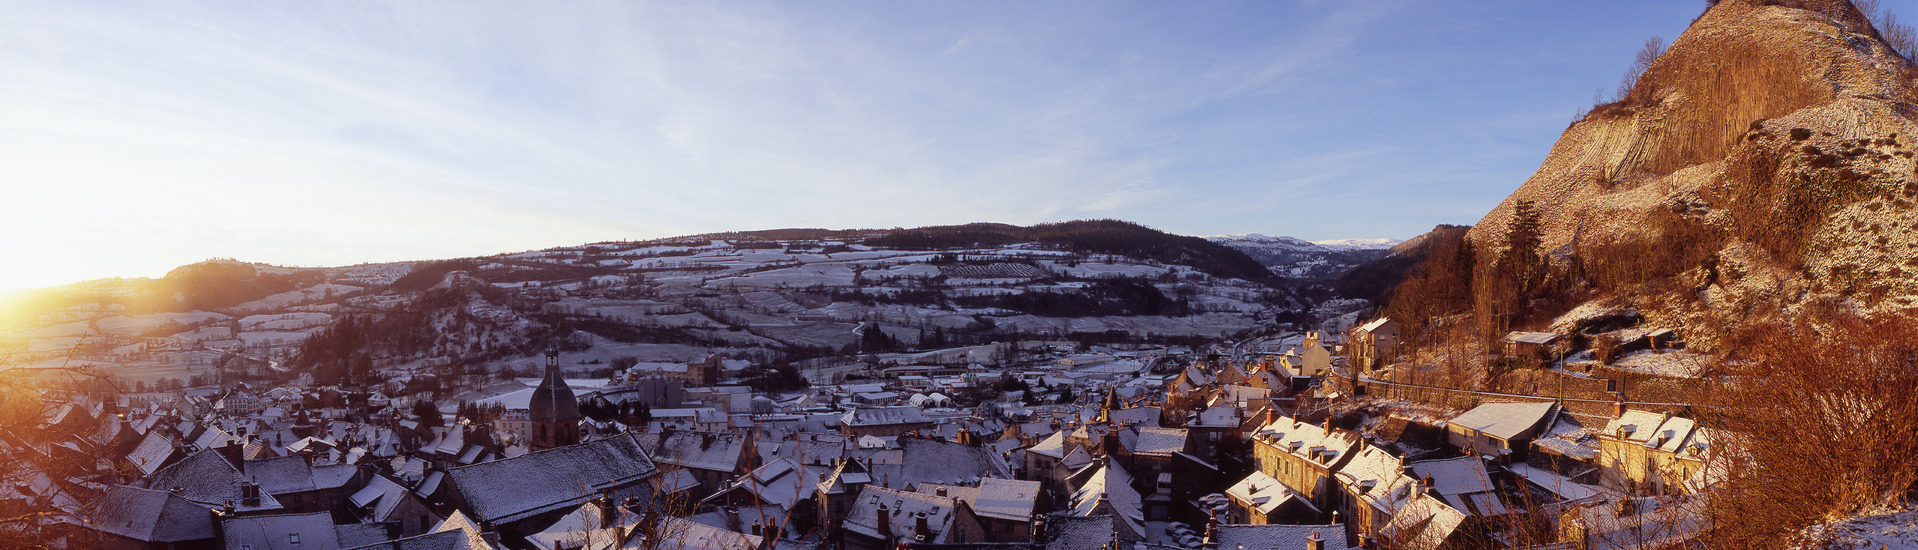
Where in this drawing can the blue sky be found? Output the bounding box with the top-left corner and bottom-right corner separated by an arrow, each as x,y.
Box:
0,0 -> 1708,290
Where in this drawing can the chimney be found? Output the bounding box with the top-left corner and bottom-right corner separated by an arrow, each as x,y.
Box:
1306,532 -> 1325,550
597,491 -> 615,529
876,503 -> 891,538
914,511 -> 930,541
935,487 -> 948,497
1613,398 -> 1625,418
240,480 -> 260,507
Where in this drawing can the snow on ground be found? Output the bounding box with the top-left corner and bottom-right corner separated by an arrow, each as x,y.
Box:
330,262 -> 412,286
1549,301 -> 1633,334
238,331 -> 316,347
1607,350 -> 1710,378
1805,509 -> 1918,549
93,312 -> 231,336
1051,261 -> 1171,278
229,283 -> 364,313
22,321 -> 99,339
240,312 -> 333,331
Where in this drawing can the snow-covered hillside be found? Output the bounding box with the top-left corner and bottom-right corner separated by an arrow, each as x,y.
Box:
7,222 -> 1351,381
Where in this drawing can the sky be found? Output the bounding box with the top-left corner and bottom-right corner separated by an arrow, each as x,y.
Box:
0,0 -> 1711,291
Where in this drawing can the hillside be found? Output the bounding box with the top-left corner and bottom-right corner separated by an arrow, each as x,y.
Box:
1458,0 -> 1918,347
0,220 -> 1316,384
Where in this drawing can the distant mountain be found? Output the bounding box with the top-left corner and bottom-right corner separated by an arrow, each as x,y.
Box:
1310,238 -> 1402,251
1208,234 -> 1401,280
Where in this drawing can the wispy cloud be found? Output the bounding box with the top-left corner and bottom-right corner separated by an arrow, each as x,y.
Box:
0,0 -> 1704,289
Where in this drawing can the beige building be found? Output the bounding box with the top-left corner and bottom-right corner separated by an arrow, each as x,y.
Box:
1250,415 -> 1360,520
1348,318 -> 1400,372
1596,410 -> 1711,495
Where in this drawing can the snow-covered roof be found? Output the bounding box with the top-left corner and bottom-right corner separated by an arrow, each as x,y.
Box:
247,455 -> 317,495
81,485 -> 217,543
349,474 -> 415,522
866,437 -> 1012,490
145,450 -> 283,512
636,431 -> 747,473
1026,431 -> 1068,459
1254,416 -> 1358,467
1130,427 -> 1186,456
1214,523 -> 1343,550
1381,495 -> 1467,548
843,486 -> 964,544
1225,471 -> 1317,515
1447,401 -> 1556,441
1334,445 -> 1418,516
970,478 -> 1041,522
841,406 -> 933,427
1503,331 -> 1559,345
1068,461 -> 1143,537
1409,457 -> 1505,516
220,512 -> 341,550
447,433 -> 657,524
125,431 -> 177,477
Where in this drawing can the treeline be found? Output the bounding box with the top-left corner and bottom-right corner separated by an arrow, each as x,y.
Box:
951,278 -> 1190,317
863,219 -> 1277,284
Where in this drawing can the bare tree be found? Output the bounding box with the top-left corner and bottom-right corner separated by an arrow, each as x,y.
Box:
1617,37 -> 1669,102
1702,311 -> 1918,545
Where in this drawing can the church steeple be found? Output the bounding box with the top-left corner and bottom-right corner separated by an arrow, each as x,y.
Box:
527,347 -> 581,449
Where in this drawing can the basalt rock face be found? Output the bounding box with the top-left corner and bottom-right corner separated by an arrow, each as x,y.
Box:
1470,0 -> 1918,344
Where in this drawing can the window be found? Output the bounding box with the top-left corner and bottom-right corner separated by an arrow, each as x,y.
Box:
290,533 -> 301,545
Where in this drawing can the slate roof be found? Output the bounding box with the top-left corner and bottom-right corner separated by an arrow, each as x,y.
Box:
529,361 -> 581,422
1130,427 -> 1186,456
350,474 -> 415,522
1254,416 -> 1358,468
345,510 -> 495,550
1069,461 -> 1142,537
81,485 -> 217,543
1026,431 -> 1067,459
1226,471 -> 1316,515
970,478 -> 1042,522
1334,445 -> 1418,517
655,515 -> 764,550
220,511 -> 341,550
1447,401 -> 1557,441
1214,523 -> 1344,550
446,433 -> 656,524
707,458 -> 822,511
1408,457 -> 1506,516
126,430 -> 179,477
1106,407 -> 1161,428
635,431 -> 747,473
1045,515 -> 1116,550
865,437 -> 1012,490
146,450 -> 284,512
1381,496 -> 1467,549
248,455 -> 317,494
843,486 -> 963,544
841,406 -> 934,427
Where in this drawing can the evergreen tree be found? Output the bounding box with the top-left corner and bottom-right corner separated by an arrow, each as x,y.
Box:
412,399 -> 444,428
